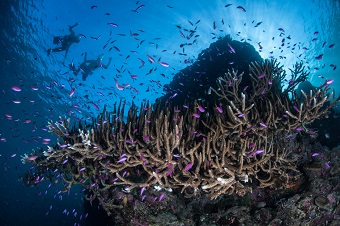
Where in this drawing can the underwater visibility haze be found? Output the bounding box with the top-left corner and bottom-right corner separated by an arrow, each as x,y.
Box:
0,0 -> 339,225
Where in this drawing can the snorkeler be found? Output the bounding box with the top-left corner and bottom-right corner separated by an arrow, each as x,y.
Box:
47,23 -> 81,58
70,52 -> 112,81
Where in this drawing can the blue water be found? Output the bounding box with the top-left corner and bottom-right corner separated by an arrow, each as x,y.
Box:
0,0 -> 339,225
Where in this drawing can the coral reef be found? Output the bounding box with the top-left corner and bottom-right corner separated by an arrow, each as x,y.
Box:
159,35 -> 263,108
20,59 -> 339,224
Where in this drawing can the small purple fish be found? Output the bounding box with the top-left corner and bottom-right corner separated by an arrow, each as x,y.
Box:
184,162 -> 193,171
309,130 -> 316,135
326,79 -> 334,85
117,157 -> 127,163
255,149 -> 264,154
258,73 -> 266,78
147,54 -> 155,63
140,154 -> 144,160
311,153 -> 319,157
247,152 -> 255,157
315,54 -> 323,60
192,113 -> 200,118
259,122 -> 267,128
166,170 -> 173,176
216,106 -> 223,113
159,193 -> 165,201
140,187 -> 146,195
228,43 -> 235,53
28,155 -> 38,161
11,86 -> 21,92
247,149 -> 264,157
293,106 -> 300,112
237,6 -> 246,12
197,105 -> 205,112
278,28 -> 285,32
324,161 -> 330,168
158,61 -> 169,67
108,22 -> 118,27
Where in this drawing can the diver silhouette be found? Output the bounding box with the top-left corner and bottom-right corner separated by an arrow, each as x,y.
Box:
70,52 -> 112,81
47,23 -> 81,58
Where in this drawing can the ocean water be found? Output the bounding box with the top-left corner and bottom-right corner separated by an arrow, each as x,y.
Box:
0,0 -> 339,225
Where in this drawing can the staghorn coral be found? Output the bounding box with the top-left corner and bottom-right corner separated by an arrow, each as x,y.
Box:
20,59 -> 339,217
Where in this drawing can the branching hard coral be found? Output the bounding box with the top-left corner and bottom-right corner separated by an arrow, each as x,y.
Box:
20,59 -> 340,217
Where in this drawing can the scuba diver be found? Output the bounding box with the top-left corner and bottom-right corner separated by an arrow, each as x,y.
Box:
70,52 -> 112,81
47,23 -> 81,58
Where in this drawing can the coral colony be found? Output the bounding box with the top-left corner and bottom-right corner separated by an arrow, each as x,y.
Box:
20,58 -> 339,218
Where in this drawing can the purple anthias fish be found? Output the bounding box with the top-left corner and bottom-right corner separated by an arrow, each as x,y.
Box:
228,43 -> 236,53
117,157 -> 127,163
293,106 -> 300,112
247,149 -> 264,157
258,73 -> 266,78
140,187 -> 146,195
184,162 -> 193,171
147,54 -> 155,63
158,61 -> 169,67
108,22 -> 118,27
237,6 -> 246,12
11,86 -> 21,91
159,193 -> 165,201
197,105 -> 205,112
216,106 -> 223,113
259,122 -> 267,128
192,113 -> 200,118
